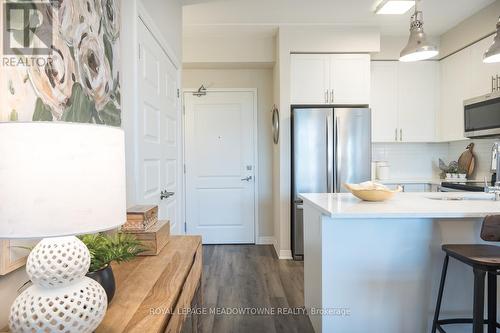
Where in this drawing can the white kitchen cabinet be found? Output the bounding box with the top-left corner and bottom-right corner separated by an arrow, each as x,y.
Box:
291,54 -> 370,105
439,45 -> 472,142
330,54 -> 371,104
398,62 -> 439,142
371,61 -> 439,142
371,62 -> 399,142
469,37 -> 496,98
291,54 -> 330,104
438,35 -> 500,142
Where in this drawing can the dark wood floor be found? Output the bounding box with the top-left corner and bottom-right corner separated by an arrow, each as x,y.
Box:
200,245 -> 314,333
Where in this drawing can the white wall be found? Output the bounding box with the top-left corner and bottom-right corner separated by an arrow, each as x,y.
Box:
440,0 -> 500,58
373,35 -> 440,61
182,69 -> 275,240
141,0 -> 182,61
183,26 -> 276,67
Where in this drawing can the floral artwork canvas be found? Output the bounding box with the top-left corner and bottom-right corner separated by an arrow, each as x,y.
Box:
1,0 -> 121,126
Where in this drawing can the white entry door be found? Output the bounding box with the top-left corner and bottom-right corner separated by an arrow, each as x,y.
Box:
137,19 -> 181,234
184,91 -> 256,244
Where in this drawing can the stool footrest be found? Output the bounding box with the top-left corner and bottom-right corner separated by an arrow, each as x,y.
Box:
436,318 -> 500,332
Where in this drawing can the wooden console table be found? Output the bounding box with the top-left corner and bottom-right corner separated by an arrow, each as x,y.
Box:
97,235 -> 202,333
1,236 -> 202,333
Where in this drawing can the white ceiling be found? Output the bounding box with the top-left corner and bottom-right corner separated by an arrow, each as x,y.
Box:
182,0 -> 496,36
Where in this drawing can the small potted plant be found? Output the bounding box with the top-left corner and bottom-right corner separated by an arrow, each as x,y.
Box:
79,233 -> 144,303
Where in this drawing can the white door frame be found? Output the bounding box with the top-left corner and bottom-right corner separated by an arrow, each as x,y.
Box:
121,0 -> 183,234
182,89 -> 260,242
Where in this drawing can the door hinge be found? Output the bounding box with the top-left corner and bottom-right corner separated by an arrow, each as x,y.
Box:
184,222 -> 187,233
177,89 -> 180,98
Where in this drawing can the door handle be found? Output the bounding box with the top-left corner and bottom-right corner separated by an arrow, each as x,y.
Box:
395,128 -> 398,141
325,90 -> 329,104
241,176 -> 253,182
400,129 -> 403,142
330,89 -> 334,103
160,190 -> 175,200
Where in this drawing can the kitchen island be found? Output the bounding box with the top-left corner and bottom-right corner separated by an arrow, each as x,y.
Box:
300,192 -> 500,333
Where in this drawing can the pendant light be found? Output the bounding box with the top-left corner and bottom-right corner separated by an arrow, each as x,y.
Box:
399,0 -> 439,62
483,16 -> 500,63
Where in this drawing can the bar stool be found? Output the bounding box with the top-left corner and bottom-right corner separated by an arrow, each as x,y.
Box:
432,215 -> 500,333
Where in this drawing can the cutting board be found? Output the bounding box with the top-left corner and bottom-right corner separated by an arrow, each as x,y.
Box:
458,143 -> 476,178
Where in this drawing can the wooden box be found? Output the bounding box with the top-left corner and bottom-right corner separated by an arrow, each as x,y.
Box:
123,220 -> 170,256
124,205 -> 158,231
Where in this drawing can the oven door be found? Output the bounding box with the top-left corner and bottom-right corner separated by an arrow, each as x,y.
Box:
464,93 -> 500,138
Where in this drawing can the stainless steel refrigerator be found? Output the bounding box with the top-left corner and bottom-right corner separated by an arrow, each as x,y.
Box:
291,107 -> 372,260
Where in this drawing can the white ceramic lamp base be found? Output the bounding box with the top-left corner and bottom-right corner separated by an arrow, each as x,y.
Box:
9,236 -> 108,333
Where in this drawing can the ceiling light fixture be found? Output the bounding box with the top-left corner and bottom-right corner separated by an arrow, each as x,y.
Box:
399,0 -> 438,62
484,16 -> 500,63
375,0 -> 415,15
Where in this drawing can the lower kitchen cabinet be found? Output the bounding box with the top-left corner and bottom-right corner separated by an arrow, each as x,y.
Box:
383,183 -> 439,192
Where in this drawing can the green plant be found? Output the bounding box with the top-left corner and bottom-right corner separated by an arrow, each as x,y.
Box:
79,233 -> 145,272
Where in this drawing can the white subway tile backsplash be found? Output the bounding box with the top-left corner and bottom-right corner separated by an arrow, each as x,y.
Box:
372,140 -> 498,181
448,139 -> 497,180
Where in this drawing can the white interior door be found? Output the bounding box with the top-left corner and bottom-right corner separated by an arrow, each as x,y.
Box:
184,91 -> 256,244
137,19 -> 180,234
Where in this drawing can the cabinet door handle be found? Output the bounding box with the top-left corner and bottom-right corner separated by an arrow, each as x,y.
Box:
395,128 -> 398,141
400,129 -> 403,142
497,75 -> 499,92
325,90 -> 328,104
492,76 -> 496,92
330,89 -> 334,103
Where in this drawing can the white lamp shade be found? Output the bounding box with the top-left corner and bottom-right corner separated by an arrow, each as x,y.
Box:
0,122 -> 127,239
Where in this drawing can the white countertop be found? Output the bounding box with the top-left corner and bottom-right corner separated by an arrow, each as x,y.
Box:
299,192 -> 500,219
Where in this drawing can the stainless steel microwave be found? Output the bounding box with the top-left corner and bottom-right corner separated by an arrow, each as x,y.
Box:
464,92 -> 500,138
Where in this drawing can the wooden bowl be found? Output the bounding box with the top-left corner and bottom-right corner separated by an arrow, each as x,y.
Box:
344,183 -> 402,202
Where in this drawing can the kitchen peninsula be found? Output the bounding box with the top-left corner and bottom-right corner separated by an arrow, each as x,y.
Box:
301,192 -> 500,333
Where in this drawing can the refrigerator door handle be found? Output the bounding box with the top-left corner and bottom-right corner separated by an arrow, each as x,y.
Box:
334,116 -> 339,193
327,112 -> 334,193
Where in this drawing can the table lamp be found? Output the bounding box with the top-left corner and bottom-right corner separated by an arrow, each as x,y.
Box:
0,122 -> 127,333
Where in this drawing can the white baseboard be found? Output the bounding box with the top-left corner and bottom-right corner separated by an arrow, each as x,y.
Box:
256,236 -> 275,245
260,237 -> 294,260
278,250 -> 293,260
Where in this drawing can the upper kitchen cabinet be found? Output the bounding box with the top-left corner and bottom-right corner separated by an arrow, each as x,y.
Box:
371,61 -> 439,142
291,54 -> 330,104
438,36 -> 500,142
439,48 -> 470,142
291,54 -> 370,105
397,62 -> 439,142
330,54 -> 371,105
371,62 -> 399,142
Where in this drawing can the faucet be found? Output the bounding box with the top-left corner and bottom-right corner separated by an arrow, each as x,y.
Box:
485,142 -> 500,201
